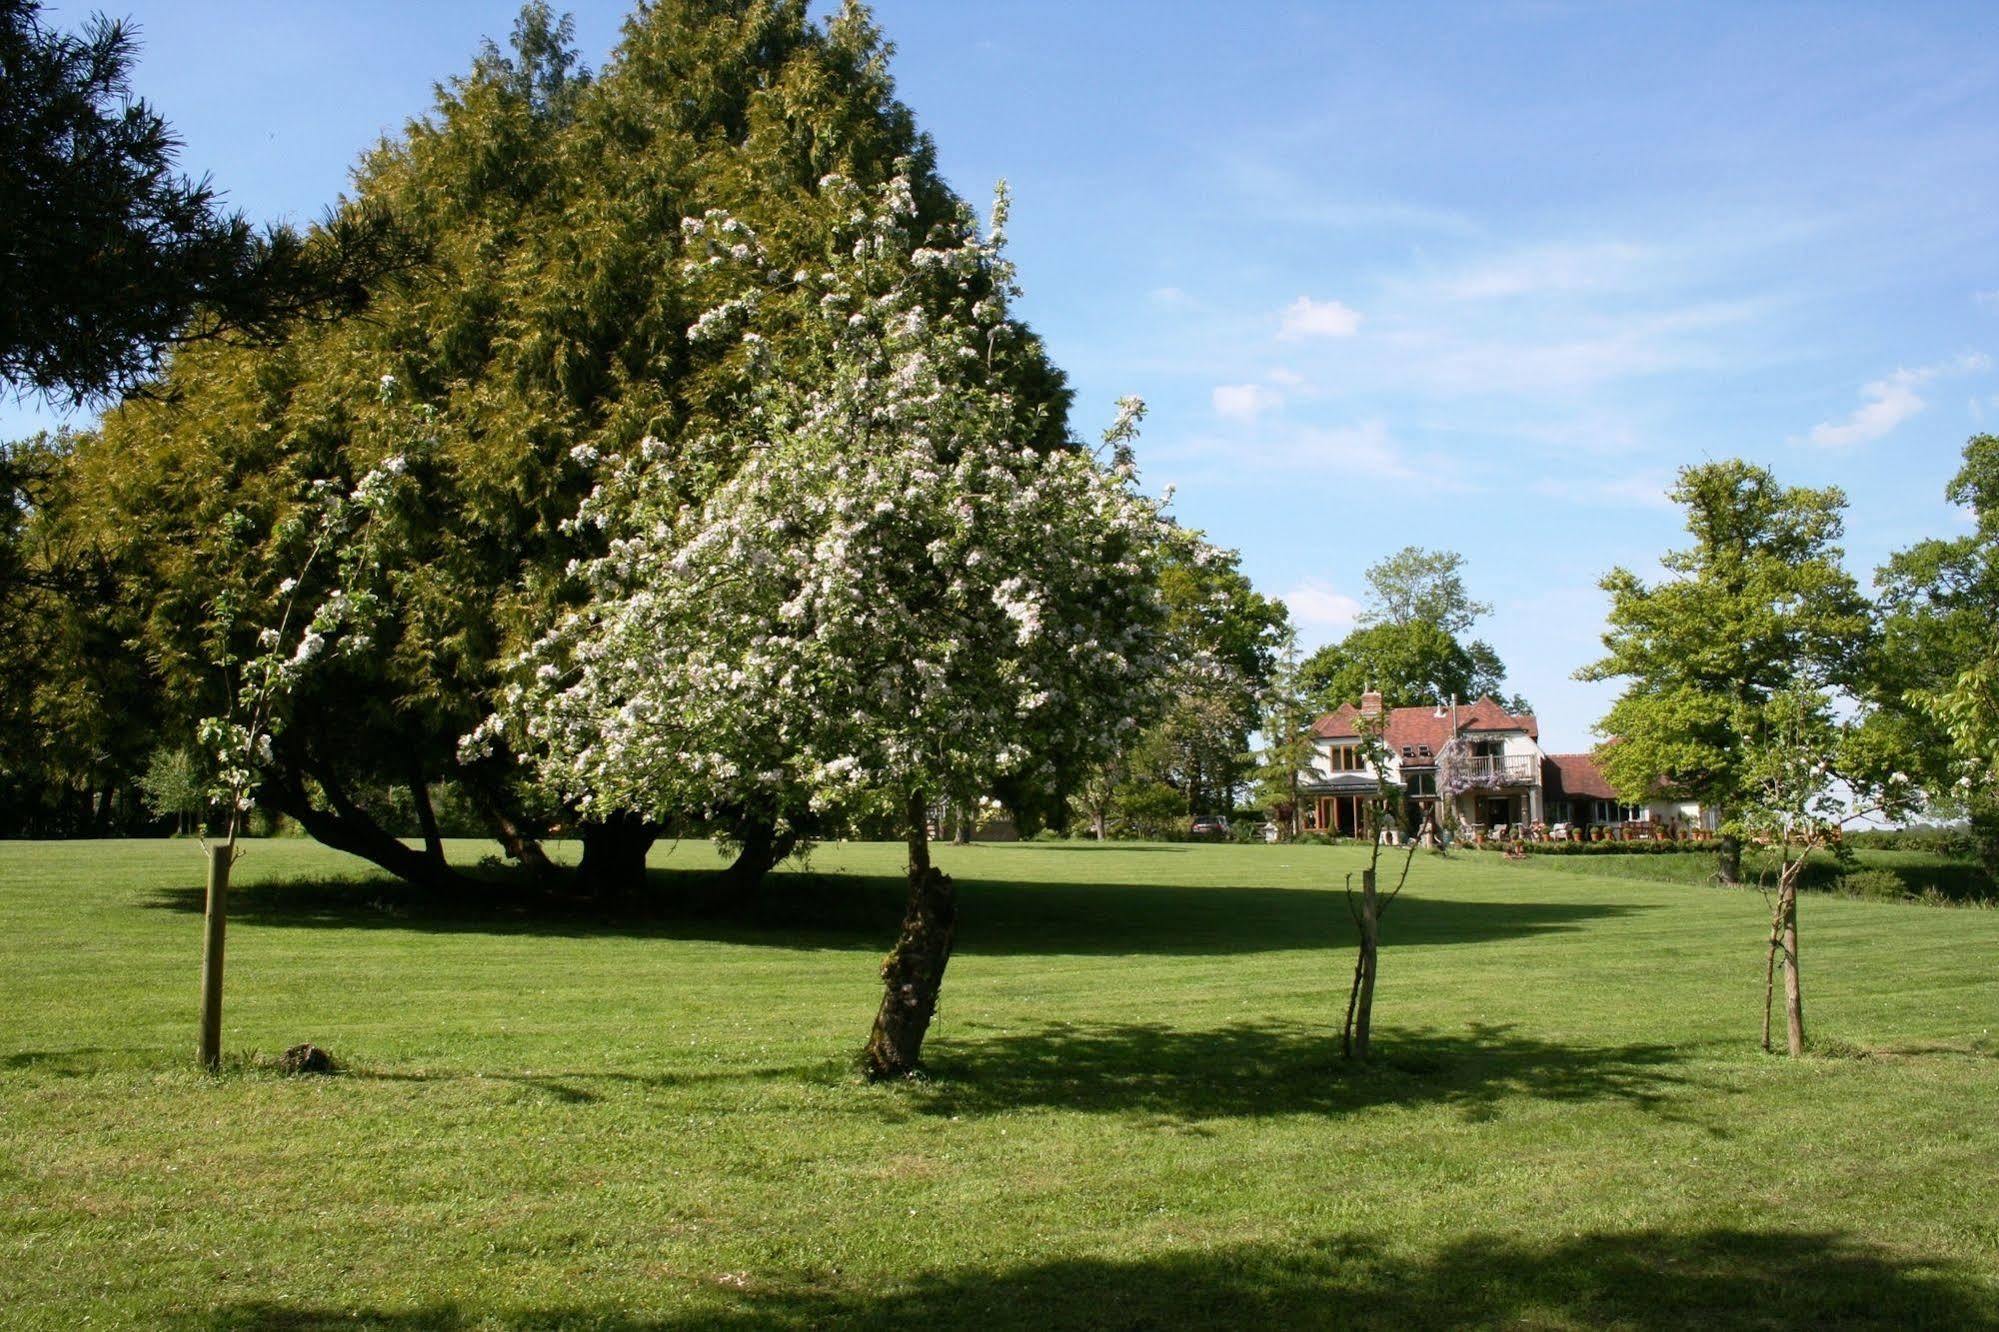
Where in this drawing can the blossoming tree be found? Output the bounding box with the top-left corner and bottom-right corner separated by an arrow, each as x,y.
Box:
193,392 -> 423,1067
482,171 -> 1180,1078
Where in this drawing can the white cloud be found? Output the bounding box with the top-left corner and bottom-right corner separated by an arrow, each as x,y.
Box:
1805,352 -> 1990,448
1420,242 -> 1653,302
1212,383 -> 1283,421
1277,295 -> 1362,340
1266,367 -> 1307,387
1282,579 -> 1363,633
1150,285 -> 1191,308
1976,290 -> 1999,309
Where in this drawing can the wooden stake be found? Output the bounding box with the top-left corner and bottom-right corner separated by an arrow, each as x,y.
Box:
198,841 -> 230,1071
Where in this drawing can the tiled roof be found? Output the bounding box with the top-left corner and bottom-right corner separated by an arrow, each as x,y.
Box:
1543,753 -> 1617,801
1311,696 -> 1539,749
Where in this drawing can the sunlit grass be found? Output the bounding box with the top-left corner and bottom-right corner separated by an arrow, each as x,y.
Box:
3,837 -> 1996,1328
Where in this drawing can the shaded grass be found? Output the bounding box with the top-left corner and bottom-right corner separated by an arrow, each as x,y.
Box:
3,837 -> 1998,1329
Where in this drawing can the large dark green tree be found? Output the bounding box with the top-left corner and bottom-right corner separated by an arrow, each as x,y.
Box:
0,0 -> 403,404
1577,461 -> 1871,883
1863,435 -> 1999,881
46,1 -> 1074,893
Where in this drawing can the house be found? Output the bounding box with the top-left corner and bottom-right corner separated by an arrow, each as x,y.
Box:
1298,692 -> 1713,838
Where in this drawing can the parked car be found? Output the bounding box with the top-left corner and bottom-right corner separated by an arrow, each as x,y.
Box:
1189,814 -> 1230,839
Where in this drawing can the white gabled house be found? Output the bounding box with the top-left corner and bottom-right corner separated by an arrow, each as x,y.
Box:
1298,692 -> 1713,839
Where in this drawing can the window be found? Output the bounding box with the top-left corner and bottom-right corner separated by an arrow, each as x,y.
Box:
1405,772 -> 1436,798
1401,745 -> 1414,758
1326,744 -> 1363,771
1418,745 -> 1432,758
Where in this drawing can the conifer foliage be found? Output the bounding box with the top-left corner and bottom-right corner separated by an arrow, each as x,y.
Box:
44,2 -> 1080,891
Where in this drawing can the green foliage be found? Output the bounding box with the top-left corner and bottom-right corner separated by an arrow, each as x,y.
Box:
1843,867 -> 1907,902
0,0 -> 405,403
28,2 -> 1077,877
136,746 -> 204,833
1577,461 -> 1872,833
1359,545 -> 1492,636
1865,435 -> 1999,878
1299,545 -> 1514,714
1300,620 -> 1508,714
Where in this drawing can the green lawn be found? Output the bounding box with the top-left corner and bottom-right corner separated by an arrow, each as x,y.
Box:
1513,843 -> 1995,903
3,838 -> 1997,1329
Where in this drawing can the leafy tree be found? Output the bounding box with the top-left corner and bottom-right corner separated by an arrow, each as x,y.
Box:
1070,542 -> 1287,831
1299,546 -> 1517,714
0,431 -> 159,836
1359,545 -> 1492,635
487,174 -> 1177,1078
48,2 -> 1074,895
137,746 -> 203,835
1252,629 -> 1318,839
1299,620 -> 1507,714
1577,461 -> 1871,883
1864,436 -> 1999,881
0,0 -> 405,404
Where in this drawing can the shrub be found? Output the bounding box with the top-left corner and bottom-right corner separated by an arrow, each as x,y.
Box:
1843,868 -> 1908,902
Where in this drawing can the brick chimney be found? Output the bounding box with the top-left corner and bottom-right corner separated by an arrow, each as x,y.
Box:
1360,689 -> 1383,718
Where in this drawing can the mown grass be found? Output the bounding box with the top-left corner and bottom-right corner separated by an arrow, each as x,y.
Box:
3,837 -> 1997,1329
1516,842 -> 1995,903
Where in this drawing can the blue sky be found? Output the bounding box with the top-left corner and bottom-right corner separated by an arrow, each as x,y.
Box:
10,1 -> 1999,750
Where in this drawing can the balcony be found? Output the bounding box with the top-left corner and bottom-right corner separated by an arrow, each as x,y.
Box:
1452,754 -> 1537,786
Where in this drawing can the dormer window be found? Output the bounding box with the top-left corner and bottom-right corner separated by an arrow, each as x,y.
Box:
1418,745 -> 1432,758
1401,745 -> 1414,758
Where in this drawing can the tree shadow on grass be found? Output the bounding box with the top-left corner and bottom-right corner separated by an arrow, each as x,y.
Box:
139,868 -> 1645,957
909,1019 -> 1699,1125
182,1227 -> 1998,1329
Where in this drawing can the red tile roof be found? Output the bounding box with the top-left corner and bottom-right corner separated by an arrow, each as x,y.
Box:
1311,697 -> 1539,751
1543,753 -> 1617,801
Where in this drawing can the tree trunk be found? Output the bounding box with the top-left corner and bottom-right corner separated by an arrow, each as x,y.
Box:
409,762 -> 446,868
1762,904 -> 1780,1053
952,801 -> 973,846
1343,869 -> 1379,1059
864,792 -> 957,1080
576,813 -> 657,899
1716,832 -> 1743,885
461,772 -> 556,884
1780,878 -> 1805,1056
1092,809 -> 1107,841
197,840 -> 230,1071
720,812 -> 798,896
266,756 -> 472,894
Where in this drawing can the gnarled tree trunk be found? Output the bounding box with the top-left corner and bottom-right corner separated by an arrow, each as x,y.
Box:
576,812 -> 657,899
266,752 -> 473,894
719,811 -> 799,896
864,792 -> 957,1080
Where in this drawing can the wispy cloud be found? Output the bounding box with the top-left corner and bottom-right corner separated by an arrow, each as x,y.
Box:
1804,352 -> 1990,447
1281,579 -> 1363,635
1150,286 -> 1192,308
1266,367 -> 1307,387
1418,242 -> 1654,302
1212,382 -> 1282,421
1277,296 -> 1363,340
